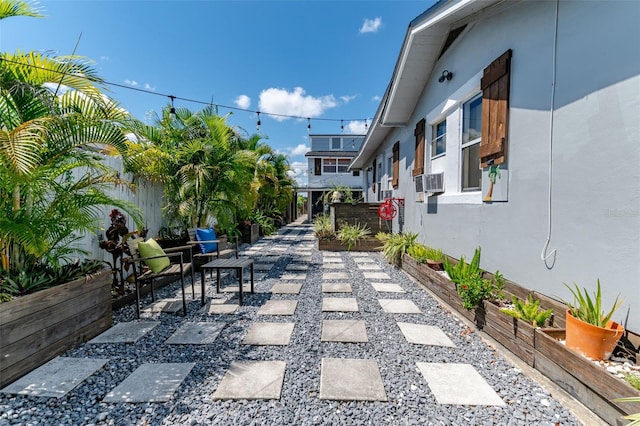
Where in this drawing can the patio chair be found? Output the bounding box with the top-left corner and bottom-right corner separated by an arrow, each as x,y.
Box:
126,237 -> 195,319
187,227 -> 238,271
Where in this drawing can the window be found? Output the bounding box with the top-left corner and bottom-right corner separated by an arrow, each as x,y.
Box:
323,159 -> 337,173
330,137 -> 342,150
387,155 -> 393,189
431,120 -> 446,157
337,158 -> 350,173
322,158 -> 350,174
461,94 -> 482,191
314,158 -> 322,176
413,118 -> 425,176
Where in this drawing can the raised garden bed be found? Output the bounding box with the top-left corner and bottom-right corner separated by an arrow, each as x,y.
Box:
0,269 -> 112,388
318,238 -> 382,252
535,328 -> 640,425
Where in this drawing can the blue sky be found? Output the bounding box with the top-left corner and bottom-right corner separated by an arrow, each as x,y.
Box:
1,0 -> 434,184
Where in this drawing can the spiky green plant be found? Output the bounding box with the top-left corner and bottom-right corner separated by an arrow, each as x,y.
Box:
337,222 -> 371,251
443,247 -> 482,285
500,294 -> 554,327
312,214 -> 334,240
407,243 -> 428,263
564,280 -> 622,327
377,232 -> 418,266
612,397 -> 640,425
425,246 -> 443,262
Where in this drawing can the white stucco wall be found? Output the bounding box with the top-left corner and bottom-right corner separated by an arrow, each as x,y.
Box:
366,1 -> 640,330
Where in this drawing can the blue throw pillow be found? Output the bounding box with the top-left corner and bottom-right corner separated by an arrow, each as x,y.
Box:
196,228 -> 218,254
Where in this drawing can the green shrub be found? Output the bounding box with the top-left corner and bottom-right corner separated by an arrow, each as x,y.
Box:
407,243 -> 428,263
337,223 -> 371,251
443,247 -> 482,285
377,231 -> 419,266
457,271 -> 505,310
500,294 -> 553,327
313,214 -> 335,240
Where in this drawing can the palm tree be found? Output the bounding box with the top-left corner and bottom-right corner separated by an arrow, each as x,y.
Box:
0,47 -> 142,274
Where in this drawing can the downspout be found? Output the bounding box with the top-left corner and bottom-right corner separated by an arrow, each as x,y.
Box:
540,0 -> 559,269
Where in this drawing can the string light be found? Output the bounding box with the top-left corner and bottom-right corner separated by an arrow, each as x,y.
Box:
256,111 -> 261,132
364,118 -> 368,131
341,119 -> 344,133
168,95 -> 176,120
0,57 -> 370,131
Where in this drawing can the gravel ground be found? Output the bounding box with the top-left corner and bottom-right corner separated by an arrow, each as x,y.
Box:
0,224 -> 582,426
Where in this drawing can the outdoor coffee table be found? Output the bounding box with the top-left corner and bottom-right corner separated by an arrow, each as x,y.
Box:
200,258 -> 254,306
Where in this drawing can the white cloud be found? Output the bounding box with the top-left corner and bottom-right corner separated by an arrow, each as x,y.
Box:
100,56 -> 110,61
144,83 -> 156,91
340,94 -> 357,103
360,17 -> 382,34
124,79 -> 138,87
259,87 -> 337,122
235,94 -> 251,109
372,95 -> 381,101
288,161 -> 309,185
346,120 -> 368,134
290,143 -> 310,156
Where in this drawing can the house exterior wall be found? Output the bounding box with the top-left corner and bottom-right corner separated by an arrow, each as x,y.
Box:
362,1 -> 640,330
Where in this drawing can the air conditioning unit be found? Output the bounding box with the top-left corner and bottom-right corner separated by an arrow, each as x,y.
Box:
425,172 -> 445,193
383,190 -> 393,199
414,175 -> 425,193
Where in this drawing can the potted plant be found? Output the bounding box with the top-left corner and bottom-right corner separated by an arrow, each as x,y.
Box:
564,279 -> 624,360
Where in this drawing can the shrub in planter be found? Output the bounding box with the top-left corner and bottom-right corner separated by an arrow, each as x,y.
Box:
313,214 -> 335,240
376,231 -> 418,266
500,294 -> 554,327
337,222 -> 371,251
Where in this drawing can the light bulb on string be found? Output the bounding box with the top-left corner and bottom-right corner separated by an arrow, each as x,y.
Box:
307,118 -> 311,133
256,112 -> 261,132
169,95 -> 176,121
341,119 -> 344,133
364,118 -> 368,131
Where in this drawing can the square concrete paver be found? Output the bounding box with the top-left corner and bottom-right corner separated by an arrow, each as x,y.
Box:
320,358 -> 387,401
322,282 -> 352,293
323,272 -> 349,280
397,323 -> 455,347
213,361 -> 286,400
257,300 -> 298,316
322,320 -> 368,342
285,264 -> 308,271
356,264 -> 381,270
1,357 -> 108,398
271,283 -> 302,294
242,322 -> 295,345
350,256 -> 375,263
322,297 -> 359,312
280,273 -> 306,281
89,321 -> 159,344
202,301 -> 239,315
254,263 -> 274,271
416,363 -> 505,406
104,363 -> 195,403
165,322 -> 226,345
323,252 -> 341,257
379,299 -> 422,314
323,263 -> 345,269
371,282 -> 405,293
363,271 -> 391,280
141,298 -> 184,314
323,257 -> 343,263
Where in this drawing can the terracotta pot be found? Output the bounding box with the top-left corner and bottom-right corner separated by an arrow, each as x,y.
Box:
565,309 -> 624,360
426,259 -> 443,271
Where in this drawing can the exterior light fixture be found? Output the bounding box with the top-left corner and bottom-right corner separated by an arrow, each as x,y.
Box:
438,70 -> 453,83
256,112 -> 261,132
341,119 -> 344,133
307,118 -> 311,133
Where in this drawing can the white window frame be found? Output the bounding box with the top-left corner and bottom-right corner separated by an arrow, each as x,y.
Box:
460,93 -> 482,192
322,158 -> 337,174
431,119 -> 447,158
337,158 -> 350,173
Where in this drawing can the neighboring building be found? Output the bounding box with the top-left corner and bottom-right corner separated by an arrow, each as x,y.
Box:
351,0 -> 640,331
304,134 -> 365,220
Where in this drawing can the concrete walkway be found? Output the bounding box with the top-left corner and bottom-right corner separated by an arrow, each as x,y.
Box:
0,218 -> 600,425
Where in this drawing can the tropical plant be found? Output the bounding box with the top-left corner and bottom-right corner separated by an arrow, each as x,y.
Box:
564,280 -> 623,328
376,231 -> 419,266
500,294 -> 553,327
443,247 -> 482,285
457,271 -> 504,310
337,222 -> 371,251
407,243 -> 429,263
312,214 -> 334,240
249,209 -> 276,236
0,7 -> 143,279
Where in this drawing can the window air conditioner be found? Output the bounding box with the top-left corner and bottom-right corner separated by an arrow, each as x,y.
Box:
414,175 -> 425,193
425,172 -> 445,193
382,190 -> 393,199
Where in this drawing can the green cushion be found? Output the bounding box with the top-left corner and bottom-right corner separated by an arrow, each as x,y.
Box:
137,238 -> 170,273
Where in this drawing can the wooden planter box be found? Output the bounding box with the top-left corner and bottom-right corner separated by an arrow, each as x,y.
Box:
535,328 -> 640,425
318,237 -> 382,252
401,254 -> 458,308
0,269 -> 112,388
240,223 -> 259,244
483,301 -> 537,366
